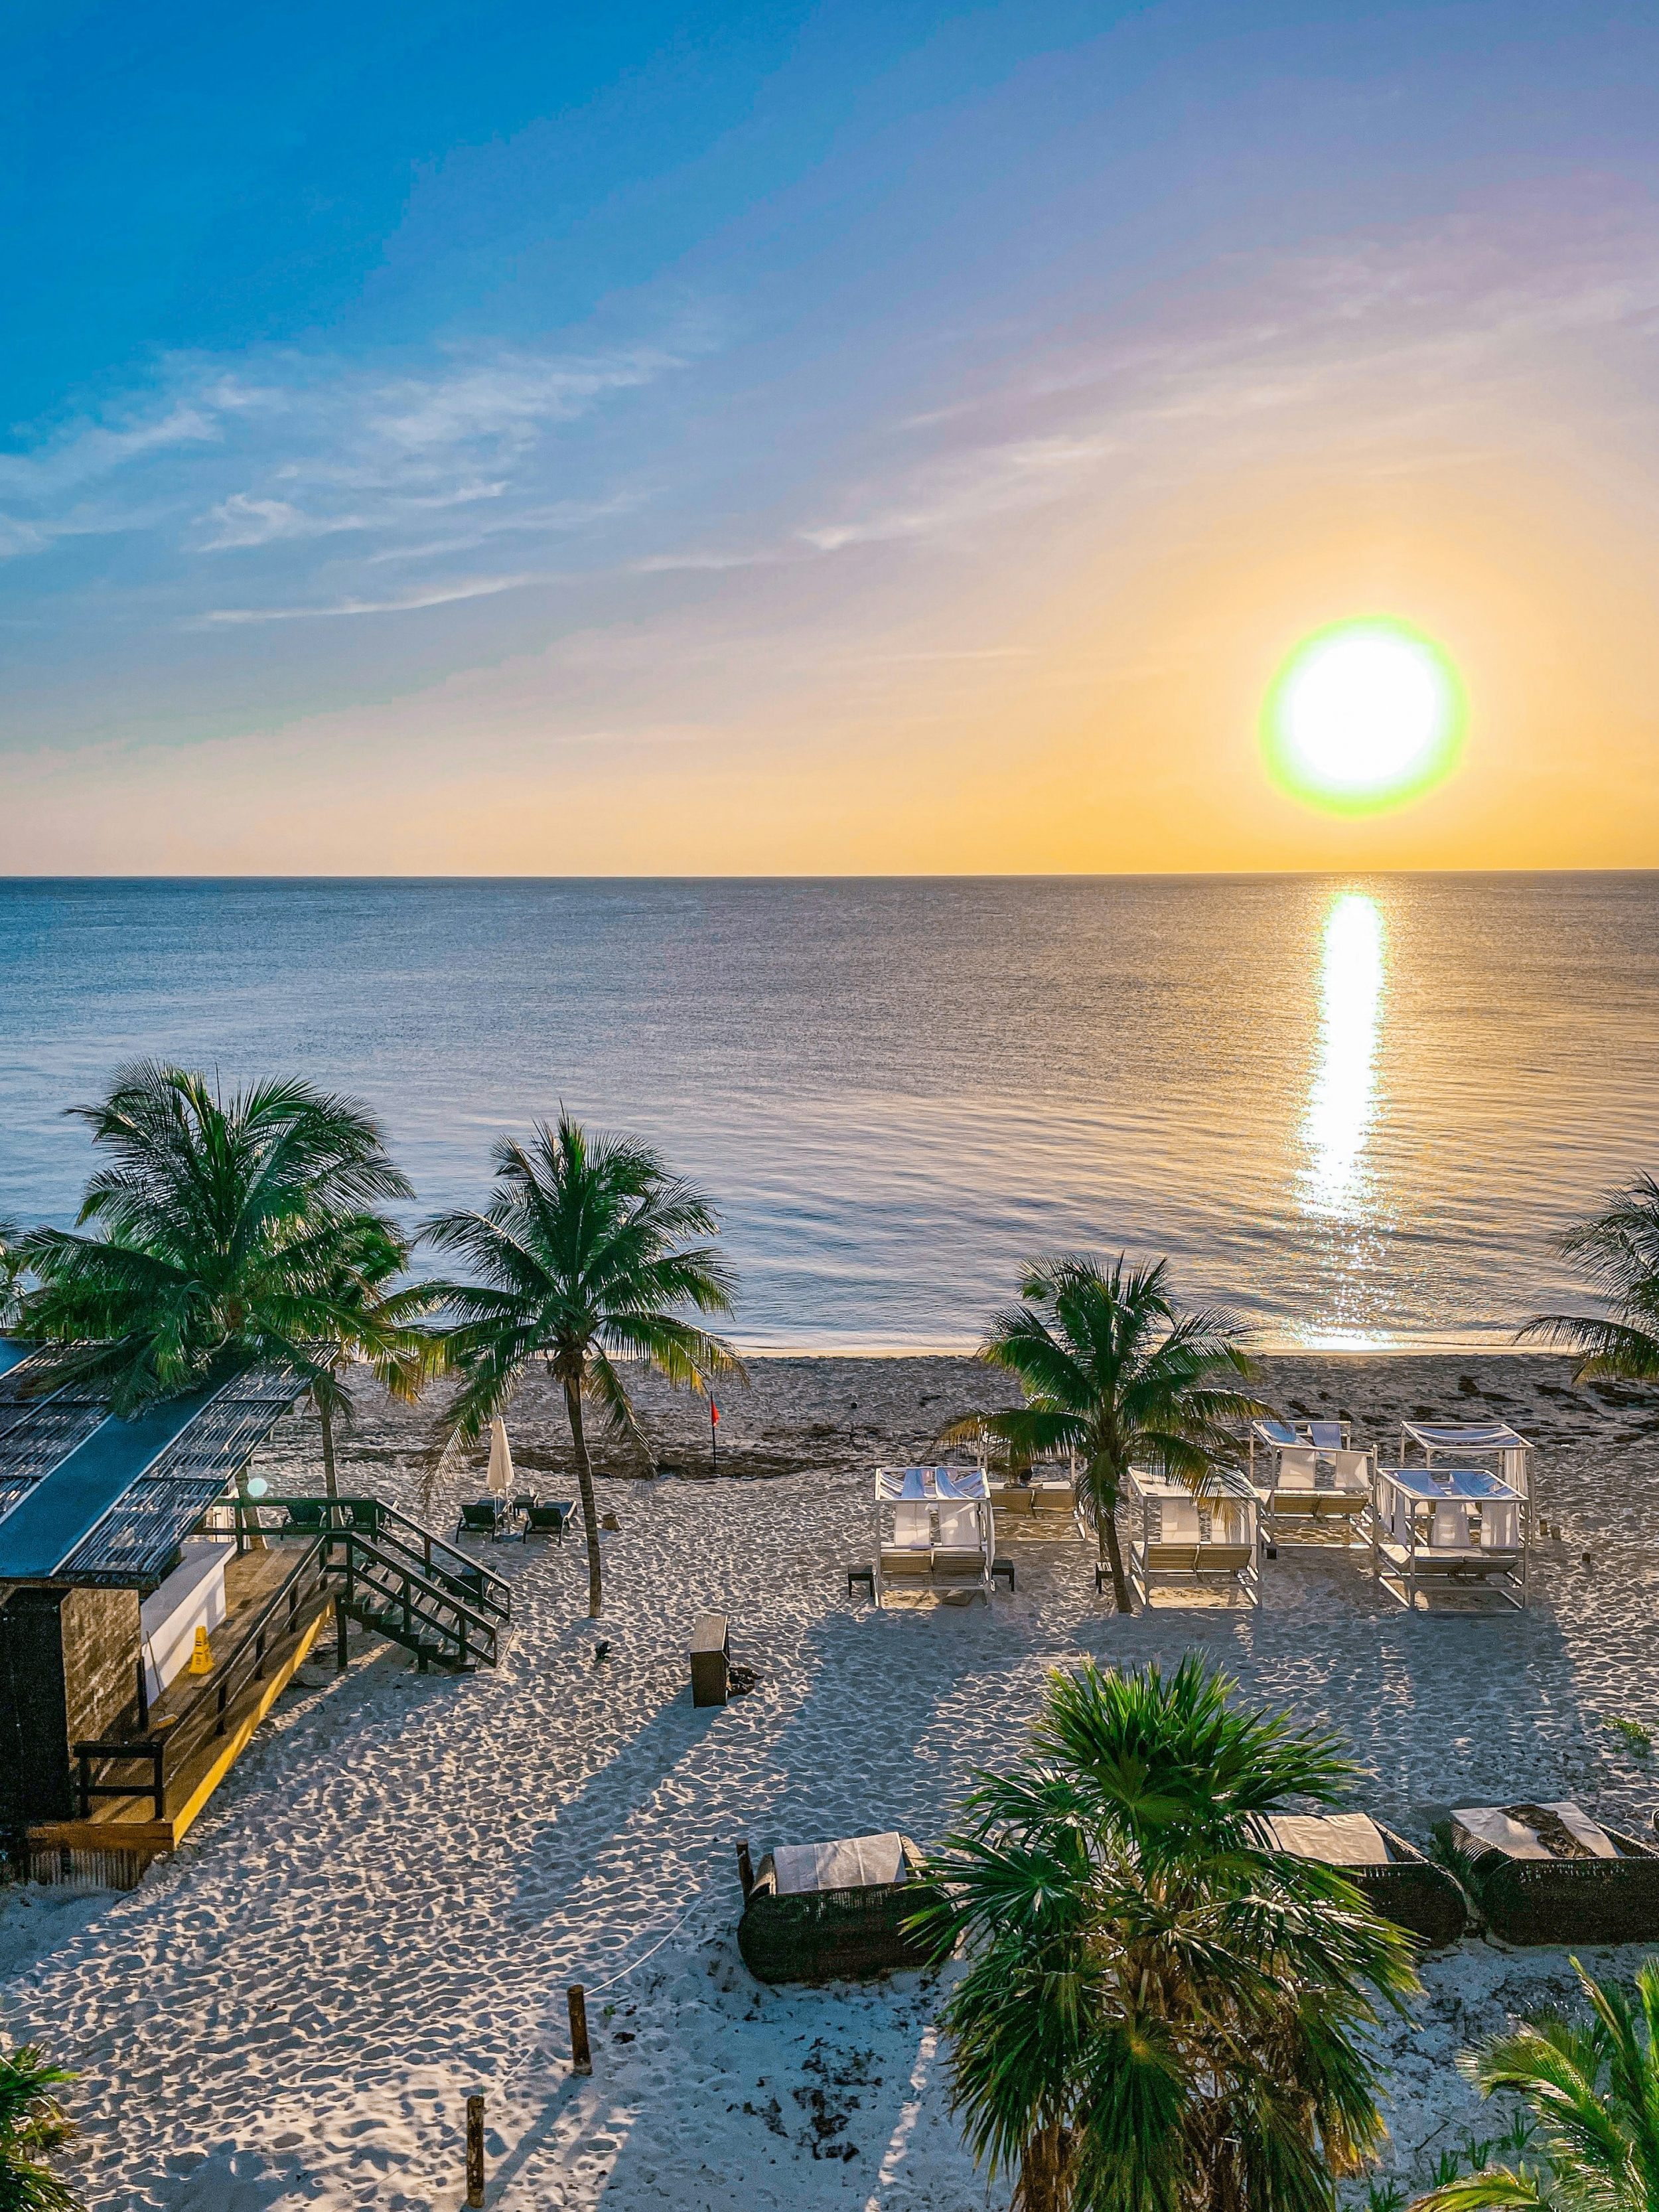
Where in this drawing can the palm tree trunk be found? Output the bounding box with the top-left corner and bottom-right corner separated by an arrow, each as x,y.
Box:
1095,1475 -> 1131,1613
563,1380 -> 604,1619
319,1397 -> 338,1501
1017,2122 -> 1070,2212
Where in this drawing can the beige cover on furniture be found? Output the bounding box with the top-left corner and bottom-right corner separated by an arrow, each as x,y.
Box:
773,1832 -> 906,1895
1267,1812 -> 1391,1866
1451,1801 -> 1617,1861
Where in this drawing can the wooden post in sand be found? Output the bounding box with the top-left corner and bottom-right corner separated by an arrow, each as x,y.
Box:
465,2094 -> 484,2207
736,1838 -> 755,1900
568,1984 -> 593,2075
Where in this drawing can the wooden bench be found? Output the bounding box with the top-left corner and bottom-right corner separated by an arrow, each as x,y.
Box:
690,1611 -> 731,1707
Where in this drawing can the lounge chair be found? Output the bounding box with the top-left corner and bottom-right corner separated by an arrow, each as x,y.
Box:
456,1499 -> 510,1541
736,1830 -> 943,1984
877,1501 -> 934,1593
1256,1447 -> 1371,1548
522,1500 -> 573,1543
1309,1420 -> 1349,1449
1432,1801 -> 1659,1944
931,1500 -> 992,1595
1125,1478 -> 1262,1609
1254,1813 -> 1468,1947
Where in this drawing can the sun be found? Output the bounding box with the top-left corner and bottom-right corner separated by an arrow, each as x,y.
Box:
1262,617 -> 1465,815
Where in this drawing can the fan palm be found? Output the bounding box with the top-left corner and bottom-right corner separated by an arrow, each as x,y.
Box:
944,1255 -> 1265,1611
1520,1176 -> 1659,1382
421,1113 -> 743,1617
1409,1956 -> 1659,2212
17,1067 -> 436,1474
0,2042 -> 81,2211
917,1654 -> 1419,2212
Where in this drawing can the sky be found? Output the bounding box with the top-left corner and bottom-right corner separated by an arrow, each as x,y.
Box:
4,0 -> 1658,875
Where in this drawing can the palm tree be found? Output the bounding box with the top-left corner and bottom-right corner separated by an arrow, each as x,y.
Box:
422,1113 -> 743,1617
0,1221 -> 29,1335
1409,1956 -> 1659,2212
945,1255 -> 1265,1611
0,2042 -> 81,2211
1520,1175 -> 1659,1382
916,1654 -> 1419,2212
18,1067 -> 435,1469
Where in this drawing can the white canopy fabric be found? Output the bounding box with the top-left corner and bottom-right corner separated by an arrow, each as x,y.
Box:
875,1465 -> 990,1502
1380,1465 -> 1521,1501
772,1832 -> 906,1895
1404,1420 -> 1530,1452
487,1417 -> 515,1497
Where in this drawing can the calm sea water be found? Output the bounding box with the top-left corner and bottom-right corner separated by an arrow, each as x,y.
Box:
2,876 -> 1656,1352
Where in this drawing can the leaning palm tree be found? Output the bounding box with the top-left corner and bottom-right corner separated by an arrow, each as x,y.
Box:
1409,1955 -> 1659,2212
18,1067 -> 435,1453
944,1255 -> 1265,1611
0,2041 -> 82,2211
422,1113 -> 743,1617
917,1654 -> 1419,2212
1520,1175 -> 1659,1382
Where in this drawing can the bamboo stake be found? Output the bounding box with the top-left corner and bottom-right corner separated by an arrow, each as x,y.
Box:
568,1984 -> 593,2075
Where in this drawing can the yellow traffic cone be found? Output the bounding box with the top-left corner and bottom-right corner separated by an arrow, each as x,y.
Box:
189,1625 -> 213,1674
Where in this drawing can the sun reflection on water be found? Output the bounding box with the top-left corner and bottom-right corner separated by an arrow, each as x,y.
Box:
1301,891 -> 1385,1222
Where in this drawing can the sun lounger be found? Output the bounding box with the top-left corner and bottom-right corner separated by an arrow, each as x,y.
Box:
736,1829 -> 943,1984
1125,1476 -> 1262,1609
1254,1812 -> 1468,1947
1309,1420 -> 1348,1449
1432,1801 -> 1659,1944
522,1500 -> 573,1543
456,1499 -> 510,1540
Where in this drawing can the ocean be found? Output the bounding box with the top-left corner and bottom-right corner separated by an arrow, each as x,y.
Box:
3,875 -> 1656,1351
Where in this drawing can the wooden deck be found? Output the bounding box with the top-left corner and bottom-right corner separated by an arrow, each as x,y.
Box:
28,1543 -> 334,1885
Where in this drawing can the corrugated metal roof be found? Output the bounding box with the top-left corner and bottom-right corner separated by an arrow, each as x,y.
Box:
0,1359 -> 309,1589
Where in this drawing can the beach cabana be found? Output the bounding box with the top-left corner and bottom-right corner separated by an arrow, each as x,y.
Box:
1400,1420 -> 1532,1516
1433,1801 -> 1659,1944
872,1466 -> 994,1604
1124,1469 -> 1261,1610
1251,1813 -> 1468,1947
736,1829 -> 943,1984
1248,1416 -> 1354,1488
1371,1463 -> 1527,1611
1248,1440 -> 1374,1550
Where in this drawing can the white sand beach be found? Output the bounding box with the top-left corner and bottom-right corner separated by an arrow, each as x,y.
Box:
5,1350 -> 1659,2211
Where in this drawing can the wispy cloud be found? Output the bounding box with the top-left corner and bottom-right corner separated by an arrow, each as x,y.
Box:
793,201 -> 1659,557
200,572 -> 548,624
0,338 -> 690,621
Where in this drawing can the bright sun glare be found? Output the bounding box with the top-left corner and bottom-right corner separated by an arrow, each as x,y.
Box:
1262,617 -> 1465,814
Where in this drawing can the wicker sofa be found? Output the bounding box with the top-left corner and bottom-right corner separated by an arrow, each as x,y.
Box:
736,1832 -> 942,1985
1431,1801 -> 1659,1945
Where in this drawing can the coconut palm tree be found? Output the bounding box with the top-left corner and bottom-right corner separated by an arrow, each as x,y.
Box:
422,1113 -> 743,1617
916,1654 -> 1419,2212
944,1255 -> 1265,1611
1520,1175 -> 1659,1382
0,2041 -> 81,2211
0,1220 -> 29,1335
1409,1956 -> 1659,2212
18,1067 -> 435,1460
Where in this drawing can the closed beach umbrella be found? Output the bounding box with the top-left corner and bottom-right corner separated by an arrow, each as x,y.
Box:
488,1417 -> 514,1497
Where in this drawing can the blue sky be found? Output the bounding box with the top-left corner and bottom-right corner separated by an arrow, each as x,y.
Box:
5,1 -> 1658,870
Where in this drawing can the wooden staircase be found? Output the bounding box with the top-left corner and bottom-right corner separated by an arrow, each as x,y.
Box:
271,1499 -> 512,1672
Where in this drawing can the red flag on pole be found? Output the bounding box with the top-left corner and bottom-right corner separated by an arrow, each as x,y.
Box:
711,1401 -> 720,1425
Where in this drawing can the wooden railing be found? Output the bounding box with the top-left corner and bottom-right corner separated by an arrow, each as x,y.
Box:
73,1534 -> 334,1821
